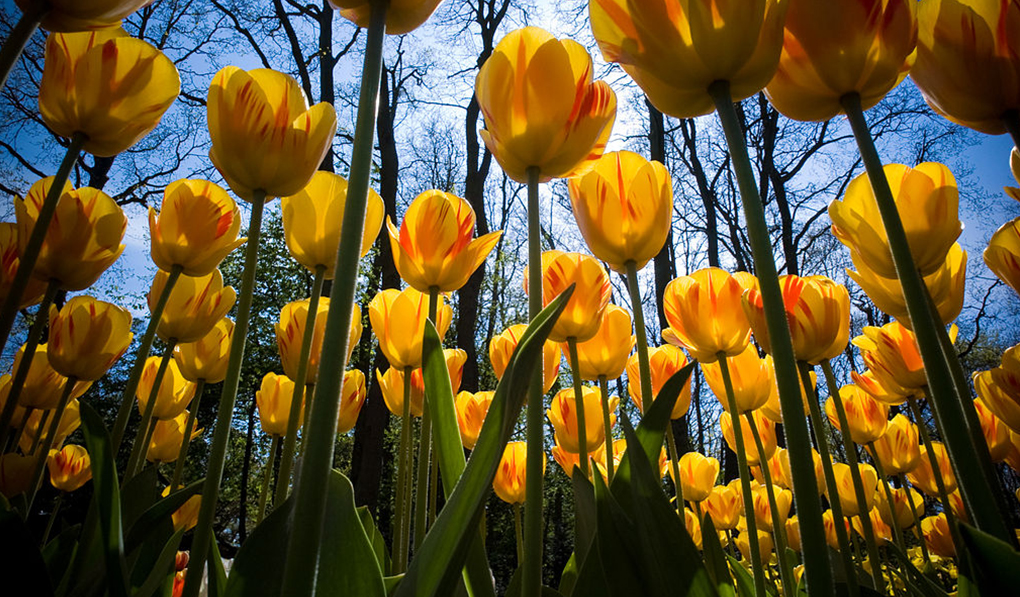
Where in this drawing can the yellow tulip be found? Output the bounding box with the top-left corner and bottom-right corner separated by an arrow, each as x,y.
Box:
369,287 -> 451,370
662,268 -> 751,362
0,453 -> 34,498
947,489 -> 969,523
455,391 -> 494,450
16,177 -> 126,291
150,180 -> 245,276
47,295 -> 133,381
720,410 -> 777,467
704,484 -> 742,530
0,223 -> 47,309
551,439 -> 608,480
39,28 -> 179,157
566,305 -> 634,381
377,367 -> 425,418
567,151 -> 673,272
162,485 -> 201,532
907,441 -> 957,497
589,0 -> 788,118
19,399 -> 80,454
829,162 -> 961,279
765,0 -> 917,121
136,356 -> 196,421
548,386 -> 617,454
853,507 -> 893,543
876,483 -> 925,529
752,450 -> 789,489
47,444 -> 91,492
1005,430 -> 1020,474
853,321 -> 932,395
830,462 -> 879,517
277,298 -> 360,385
533,251 -> 611,343
786,515 -> 802,552
701,343 -> 773,414
779,447 -> 826,495
388,190 -> 502,292
760,355 -> 814,422
475,27 -> 616,183
494,441 -> 543,505
16,0 -> 153,32
735,527 -> 775,567
684,508 -> 703,550
751,483 -> 793,531
921,513 -> 955,558
435,348 -> 467,394
281,171 -> 384,278
974,345 -> 1020,434
326,0 -> 443,35
822,509 -> 851,550
490,323 -> 561,394
207,67 -> 337,201
173,318 -> 233,384
825,384 -> 890,445
0,377 -> 26,428
625,344 -> 692,418
870,414 -> 921,475
147,412 -> 200,463
852,368 -> 910,406
985,216 -> 1020,296
256,372 -> 300,437
337,369 -> 366,434
675,451 -> 719,502
974,398 -> 1012,461
150,268 -> 236,343
12,343 -> 90,410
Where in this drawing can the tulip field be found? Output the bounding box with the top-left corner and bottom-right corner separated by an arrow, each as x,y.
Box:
3,1 -> 1020,596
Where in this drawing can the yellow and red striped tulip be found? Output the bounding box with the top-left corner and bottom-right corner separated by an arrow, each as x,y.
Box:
548,386 -> 617,454
327,0 -> 443,35
701,343 -> 772,414
751,482 -> 792,531
626,344 -> 692,418
411,348 -> 467,396
907,441 -> 957,497
853,321 -> 934,396
277,298 -> 360,385
760,357 -> 814,423
568,305 -> 634,381
720,410 -> 777,467
0,223 -> 46,309
256,372 -> 300,437
736,527 -> 775,566
16,0 -> 154,32
150,180 -> 245,276
494,441 -> 542,504
779,447 -> 826,495
147,412 -> 201,463
870,414 -> 921,475
662,268 -> 751,362
455,391 -> 494,450
675,451 -> 719,502
704,484 -> 742,530
877,483 -> 925,529
974,398 -> 1011,461
337,369 -> 366,434
551,440 -> 608,479
12,343 -> 90,410
369,287 -> 451,370
853,507 -> 893,543
377,366 -> 425,418
822,509 -> 851,550
825,384 -> 889,445
974,345 -> 1020,434
921,513 -> 956,558
150,268 -> 235,344
136,356 -> 196,421
490,324 -> 560,394
48,295 -> 132,381
173,318 -> 233,384
684,508 -> 703,550
533,251 -> 611,343
19,399 -> 80,454
47,444 -> 91,492
753,450 -> 789,490
743,275 -> 850,364
986,217 -> 1020,296
852,368 -> 910,406
830,462 -> 879,517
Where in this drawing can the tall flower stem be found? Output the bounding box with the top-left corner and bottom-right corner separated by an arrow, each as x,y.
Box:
514,503 -> 524,564
717,353 -> 766,597
899,473 -> 932,566
664,423 -> 684,514
0,133 -> 85,355
394,366 -> 414,573
0,5 -> 46,92
280,4 -> 387,593
744,413 -> 792,596
170,379 -> 205,491
274,264 -> 326,506
125,340 -> 178,482
182,190 -> 266,597
6,408 -> 34,455
41,492 -> 62,545
597,375 -> 615,484
414,286 -> 440,547
624,261 -> 653,414
710,81 -> 831,595
256,434 -> 280,525
523,165 -> 544,597
841,92 -> 1012,544
26,410 -> 48,455
566,338 -> 589,478
821,360 -> 885,592
798,361 -> 858,597
867,442 -> 906,556
111,265 -> 183,450
25,377 -> 76,512
907,396 -> 963,554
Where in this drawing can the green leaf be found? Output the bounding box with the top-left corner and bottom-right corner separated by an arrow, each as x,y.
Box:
725,554 -> 758,597
384,575 -> 403,595
42,523 -> 79,595
701,515 -> 735,597
395,289 -> 572,597
0,507 -> 54,596
133,528 -> 184,597
357,506 -> 390,574
124,479 -> 202,554
959,522 -> 1020,595
120,466 -> 159,534
209,536 -> 228,597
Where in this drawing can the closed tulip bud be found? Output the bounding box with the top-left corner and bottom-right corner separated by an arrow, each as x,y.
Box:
877,484 -> 925,529
150,180 -> 245,276
567,151 -> 673,272
48,295 -> 133,381
752,449 -> 789,490
870,414 -> 921,475
327,0 -> 443,35
475,27 -> 616,183
590,0 -> 788,118
852,369 -> 911,407
13,343 -> 90,410
0,223 -> 47,309
208,67 -> 337,201
823,509 -> 852,550
548,386 -> 617,454
566,305 -> 634,380
490,324 -> 560,394
702,343 -> 773,414
0,453 -> 35,498
736,528 -> 775,567
779,447 -> 826,495
974,345 -> 1020,434
337,370 -> 366,434
256,372 -> 300,437
743,275 -> 851,364
751,483 -> 792,531
853,507 -> 893,543
830,462 -> 879,517
173,318 -> 233,384
277,298 -> 359,385
40,28 -> 180,157
388,190 -> 502,292
369,287 -> 451,370
19,399 -> 80,454
494,441 -> 542,505
147,412 -> 201,463
765,0 -> 917,122
760,356 -> 814,423
16,0 -> 154,32
456,391 -> 494,450
986,217 -> 1020,296
720,410 -> 777,467
921,513 -> 955,558
136,357 -> 196,421
853,322 -> 936,395
975,399 -> 1011,461
150,269 -> 236,344
825,385 -> 889,445
47,444 -> 91,492
662,268 -> 751,362
378,367 -> 425,418
281,171 -> 384,278
162,485 -> 201,533
704,484 -> 742,530
626,345 -> 692,418
16,177 -> 126,290
907,441 -> 956,497
830,163 -> 961,279
684,508 -> 702,550
674,451 -> 720,502
786,515 -> 802,552
531,252 -> 611,343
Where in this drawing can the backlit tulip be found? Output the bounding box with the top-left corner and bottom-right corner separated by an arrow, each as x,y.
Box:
985,217 -> 1020,296
551,440 -> 608,479
47,444 -> 91,492
533,251 -> 611,343
947,490 -> 969,523
1006,430 -> 1020,473
974,345 -> 1020,433
921,513 -> 955,558
625,345 -> 692,418
764,0 -> 917,121
147,412 -> 201,463
136,357 -> 196,421
825,385 -> 889,445
455,391 -> 494,450
12,343 -> 90,410
590,0 -> 788,118
388,190 -> 502,292
424,348 -> 467,395
548,386 -> 617,454
150,180 -> 245,276
162,485 -> 201,532
19,399 -> 80,454
975,399 -> 1011,461
752,450 -> 789,489
377,367 -> 425,418
779,447 -> 826,495
327,0 -> 443,35
281,171 -> 384,278
662,268 -> 751,362
0,377 -> 25,428
207,67 -> 337,201
494,441 -> 542,504
0,453 -> 34,498
829,163 -> 961,279
337,370 -> 366,434
870,414 -> 921,475
0,223 -> 46,309
277,298 -> 360,385
752,483 -> 792,531
173,318 -> 233,384
16,177 -> 126,291
830,462 -> 879,517
743,275 -> 850,364
907,441 -> 957,497
736,528 -> 775,567
150,269 -> 235,344
877,484 -> 924,529
704,484 -> 742,530
720,410 -> 777,467
684,508 -> 703,550
760,356 -> 813,422
853,507 -> 893,543
568,305 -> 634,380
786,515 -> 802,552
16,0 -> 154,32
490,324 -> 561,394
675,452 -> 719,502
701,343 -> 772,414
475,27 -> 616,183
369,287 -> 451,370
912,0 -> 1020,134
567,151 -> 672,272
39,28 -> 180,157
853,322 -> 932,395
822,509 -> 851,550
256,373 -> 300,437
48,295 -> 132,381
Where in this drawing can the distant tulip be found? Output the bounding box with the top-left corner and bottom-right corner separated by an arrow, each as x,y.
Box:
16,177 -> 126,291
786,515 -> 802,552
48,295 -> 133,381
744,275 -> 850,364
47,444 -> 91,492
985,217 -> 1020,296
752,450 -> 789,490
494,441 -> 542,504
853,322 -> 935,396
853,507 -> 893,543
0,377 -> 25,427
567,151 -> 672,272
173,318 -> 233,384
377,367 -> 425,418
675,452 -> 719,502
974,399 -> 1012,461
626,344 -> 692,418
277,298 -> 359,385
736,527 -> 775,567
475,27 -> 616,183
281,171 -> 384,278
147,412 -> 201,463
704,484 -> 742,530
150,269 -> 235,343
825,385 -> 890,445
822,509 -> 851,551
568,305 -> 634,381
455,391 -> 494,450
720,410 -> 777,467
337,370 -> 366,434
551,440 -> 607,479
751,483 -> 792,531
974,345 -> 1020,434
870,414 -> 921,475
19,399 -> 80,454
12,343 -> 90,410
0,223 -> 46,309
327,0 -> 444,35
16,0 -> 154,32
0,453 -> 34,497
684,508 -> 703,550
150,180 -> 245,276
662,268 -> 751,362
779,447 -> 826,496
412,348 -> 467,395
532,251 -> 611,343
907,441 -> 957,497
921,513 -> 955,558
548,386 -> 617,454
162,485 -> 201,532
207,67 -> 337,201
852,368 -> 910,406
490,323 -> 560,394
947,490 -> 969,523
830,462 -> 879,517
760,356 -> 814,422
876,484 -> 925,529
136,356 -> 196,421
701,343 -> 772,414
39,28 -> 180,157
256,373 -> 300,437
369,287 -> 451,370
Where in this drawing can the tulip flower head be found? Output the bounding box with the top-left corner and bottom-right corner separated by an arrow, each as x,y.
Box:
337,369 -> 366,434
412,348 -> 468,396
490,323 -> 561,394
494,441 -> 542,504
822,509 -> 852,550
569,304 -> 635,381
136,356 -> 197,421
853,322 -> 935,396
327,0 -> 444,35
256,372 -> 300,437
720,410 -> 777,467
786,515 -> 802,552
779,447 -> 826,496
475,27 -> 616,183
456,391 -> 495,450
684,508 -> 703,549
0,223 -> 47,309
150,180 -> 245,276
377,367 -> 425,418
675,451 -> 720,503
276,298 -> 359,385
921,513 -> 956,558
48,295 -> 133,381
701,343 -> 772,414
19,399 -> 80,454
626,344 -> 692,418
975,344 -> 1020,434
751,483 -> 793,531
830,462 -> 879,518
825,384 -> 890,445
173,318 -> 233,384
853,507 -> 893,543
532,251 -> 611,343
986,216 -> 1020,296
551,440 -> 609,480
877,484 -> 924,529
147,411 -> 201,463
974,398 -> 1012,461
870,414 -> 921,475
207,67 -> 337,201
47,444 -> 92,492
12,343 -> 90,410
548,386 -> 618,454
760,355 -> 814,422
907,441 -> 957,497
662,268 -> 752,362
752,450 -> 789,489
369,287 -> 451,370
704,484 -> 742,530
16,0 -> 155,32
736,527 -> 775,567
162,485 -> 201,532
150,268 -> 236,343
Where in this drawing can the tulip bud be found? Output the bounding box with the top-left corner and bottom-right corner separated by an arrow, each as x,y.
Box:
455,391 -> 494,450
853,507 -> 893,544
490,324 -> 560,394
626,345 -> 692,418
414,348 -> 468,396
547,386 -> 617,454
369,287 -> 451,370
493,441 -> 542,505
662,268 -> 751,362
150,268 -> 236,344
337,370 -> 366,434
48,296 -> 133,381
256,373 -> 301,437
150,180 -> 245,276
174,318 -> 233,384
47,444 -> 92,492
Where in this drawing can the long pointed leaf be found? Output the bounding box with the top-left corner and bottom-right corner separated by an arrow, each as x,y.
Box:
959,523 -> 1020,595
701,515 -> 735,597
133,528 -> 185,597
124,479 -> 203,554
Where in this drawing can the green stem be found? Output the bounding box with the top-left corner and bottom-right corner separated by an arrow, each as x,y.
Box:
275,264 -> 326,506
181,190 -> 266,597
907,396 -> 964,555
111,265 -> 184,450
841,91 -> 1012,545
27,409 -> 48,456
170,379 -> 205,491
598,375 -> 615,484
745,412 -> 792,597
41,492 -> 62,545
566,338 -> 589,478
25,377 -> 76,512
717,353 -> 766,597
413,398 -> 432,551
710,81 -> 832,595
125,339 -> 178,482
514,503 -> 524,565
423,286 -> 439,529
0,5 -> 46,92
665,423 -> 683,514
899,473 -> 932,566
624,261 -> 653,415
523,165 -> 544,597
391,380 -> 410,575
256,434 -> 280,525
397,366 -> 415,572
